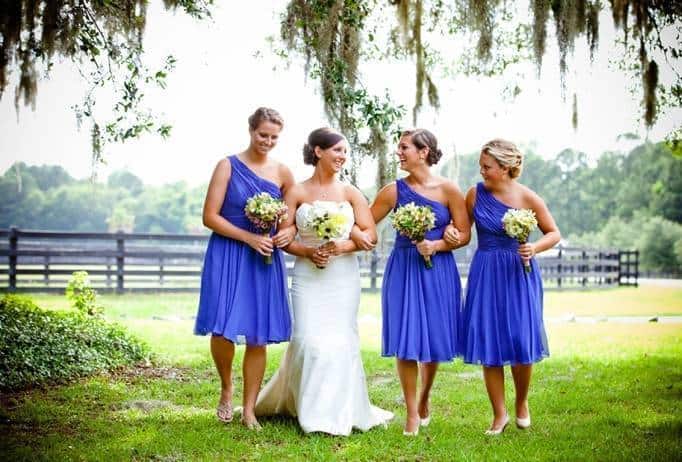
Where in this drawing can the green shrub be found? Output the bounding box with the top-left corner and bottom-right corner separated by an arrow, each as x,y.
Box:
65,270 -> 103,316
0,294 -> 149,390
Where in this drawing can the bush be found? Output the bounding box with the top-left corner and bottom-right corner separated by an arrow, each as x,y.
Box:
0,294 -> 149,390
65,271 -> 103,316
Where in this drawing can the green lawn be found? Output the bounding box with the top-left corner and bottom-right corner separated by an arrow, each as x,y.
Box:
2,287 -> 681,461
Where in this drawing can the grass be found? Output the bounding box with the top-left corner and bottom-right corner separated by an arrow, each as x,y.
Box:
2,286 -> 681,461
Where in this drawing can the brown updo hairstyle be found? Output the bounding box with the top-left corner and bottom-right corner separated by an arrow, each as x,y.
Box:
401,129 -> 443,165
481,139 -> 523,178
248,107 -> 284,131
302,127 -> 345,166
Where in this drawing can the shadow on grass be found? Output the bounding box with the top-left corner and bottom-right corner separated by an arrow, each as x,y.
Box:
1,353 -> 681,461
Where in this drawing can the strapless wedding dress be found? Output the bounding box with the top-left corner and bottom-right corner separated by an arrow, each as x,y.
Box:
255,201 -> 393,435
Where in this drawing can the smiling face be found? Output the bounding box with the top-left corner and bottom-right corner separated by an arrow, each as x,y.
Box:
249,121 -> 282,156
316,138 -> 348,173
396,135 -> 427,172
479,152 -> 509,185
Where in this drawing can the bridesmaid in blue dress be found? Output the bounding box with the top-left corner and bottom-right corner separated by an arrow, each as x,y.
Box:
194,107 -> 296,430
445,139 -> 560,435
359,129 -> 470,436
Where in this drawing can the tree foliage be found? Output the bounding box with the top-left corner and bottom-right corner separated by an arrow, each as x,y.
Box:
450,140 -> 681,237
0,0 -> 212,163
280,0 -> 681,171
281,0 -> 405,187
393,1 -> 681,128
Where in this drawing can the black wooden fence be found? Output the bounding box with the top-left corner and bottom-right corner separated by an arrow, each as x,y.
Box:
0,228 -> 638,293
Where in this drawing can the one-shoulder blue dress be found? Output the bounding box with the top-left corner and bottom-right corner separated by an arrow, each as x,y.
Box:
194,155 -> 291,345
459,182 -> 548,366
381,179 -> 461,362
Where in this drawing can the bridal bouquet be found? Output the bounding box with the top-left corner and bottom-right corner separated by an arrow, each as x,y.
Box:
501,208 -> 538,273
244,192 -> 288,264
391,202 -> 436,269
306,202 -> 349,269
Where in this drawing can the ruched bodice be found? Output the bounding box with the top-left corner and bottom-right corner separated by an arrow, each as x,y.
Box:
459,182 -> 548,366
381,178 -> 461,363
294,201 -> 354,247
393,179 -> 450,248
194,155 -> 291,345
221,156 -> 283,232
473,182 -> 520,252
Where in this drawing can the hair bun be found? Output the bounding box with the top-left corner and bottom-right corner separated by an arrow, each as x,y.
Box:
302,143 -> 315,165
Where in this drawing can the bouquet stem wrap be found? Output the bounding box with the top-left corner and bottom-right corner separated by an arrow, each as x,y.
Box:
244,192 -> 288,265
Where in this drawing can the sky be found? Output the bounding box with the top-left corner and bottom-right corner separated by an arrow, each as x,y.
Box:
0,1 -> 679,188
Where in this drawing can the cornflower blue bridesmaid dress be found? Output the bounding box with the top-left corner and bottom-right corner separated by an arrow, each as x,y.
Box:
381,179 -> 461,362
459,182 -> 549,366
194,155 -> 291,345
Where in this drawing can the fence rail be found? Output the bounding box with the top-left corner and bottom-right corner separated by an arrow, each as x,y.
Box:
0,228 -> 638,293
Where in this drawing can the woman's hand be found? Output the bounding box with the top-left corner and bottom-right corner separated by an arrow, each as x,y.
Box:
350,225 -> 376,251
351,230 -> 375,251
415,239 -> 437,258
246,233 -> 274,257
518,242 -> 536,265
319,240 -> 346,257
308,246 -> 330,268
273,225 -> 296,248
443,224 -> 461,246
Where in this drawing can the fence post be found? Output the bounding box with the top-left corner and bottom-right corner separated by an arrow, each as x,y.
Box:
370,250 -> 378,291
9,227 -> 18,292
116,232 -> 125,294
634,250 -> 639,287
557,246 -> 562,290
44,255 -> 50,287
159,256 -> 164,287
581,249 -> 587,288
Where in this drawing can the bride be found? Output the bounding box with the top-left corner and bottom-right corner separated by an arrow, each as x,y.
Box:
254,127 -> 393,435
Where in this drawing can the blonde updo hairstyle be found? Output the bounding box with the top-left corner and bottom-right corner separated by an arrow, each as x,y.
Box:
401,128 -> 443,165
481,139 -> 523,178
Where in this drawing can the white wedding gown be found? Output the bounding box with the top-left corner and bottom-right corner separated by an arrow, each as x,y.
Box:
255,201 -> 393,435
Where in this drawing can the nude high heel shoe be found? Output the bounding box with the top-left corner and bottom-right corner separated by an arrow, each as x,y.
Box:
516,415 -> 531,429
484,414 -> 509,436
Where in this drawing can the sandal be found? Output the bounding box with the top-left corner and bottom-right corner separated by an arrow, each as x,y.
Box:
216,401 -> 233,423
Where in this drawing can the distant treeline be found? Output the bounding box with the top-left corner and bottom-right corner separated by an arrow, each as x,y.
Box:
446,141 -> 682,274
2,141 -> 681,273
0,166 -> 206,234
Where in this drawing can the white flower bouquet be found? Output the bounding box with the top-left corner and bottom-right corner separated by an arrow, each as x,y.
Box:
501,208 -> 538,273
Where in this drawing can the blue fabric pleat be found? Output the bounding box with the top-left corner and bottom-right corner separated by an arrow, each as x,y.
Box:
459,182 -> 549,366
381,179 -> 461,362
194,155 -> 291,345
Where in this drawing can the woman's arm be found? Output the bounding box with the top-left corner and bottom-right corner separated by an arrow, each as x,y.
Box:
415,181 -> 470,257
370,182 -> 397,224
443,186 -> 476,246
272,164 -> 297,248
518,188 -> 561,263
202,159 -> 273,257
350,183 -> 396,250
446,182 -> 471,249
